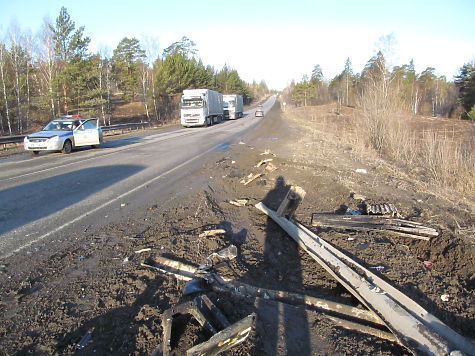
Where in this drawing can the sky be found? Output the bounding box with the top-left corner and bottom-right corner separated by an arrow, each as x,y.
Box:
1,0 -> 474,90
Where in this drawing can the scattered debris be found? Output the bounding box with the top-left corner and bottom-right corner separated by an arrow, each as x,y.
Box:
355,169 -> 368,174
255,186 -> 475,355
369,265 -> 386,272
441,294 -> 450,302
365,203 -> 400,217
121,257 -> 130,265
157,294 -> 255,356
264,162 -> 277,172
240,173 -> 263,186
260,149 -> 275,156
347,237 -> 356,241
345,207 -> 362,215
197,245 -> 238,272
423,261 -> 433,268
238,141 -> 245,145
255,158 -> 273,168
228,199 -> 248,207
199,229 -> 227,238
76,330 -> 93,349
311,214 -> 438,240
134,248 -> 151,254
351,193 -> 366,201
356,242 -> 369,250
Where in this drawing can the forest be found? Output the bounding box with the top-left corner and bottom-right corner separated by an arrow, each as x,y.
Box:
0,7 -> 269,135
288,52 -> 475,120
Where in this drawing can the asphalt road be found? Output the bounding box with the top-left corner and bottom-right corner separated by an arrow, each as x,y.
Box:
0,96 -> 277,259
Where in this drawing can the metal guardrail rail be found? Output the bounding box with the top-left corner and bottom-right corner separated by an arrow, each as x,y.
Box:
0,122 -> 150,149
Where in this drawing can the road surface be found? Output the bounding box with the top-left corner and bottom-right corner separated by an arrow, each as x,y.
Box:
0,96 -> 276,258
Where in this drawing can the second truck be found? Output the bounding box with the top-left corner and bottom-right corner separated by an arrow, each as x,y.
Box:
222,94 -> 244,120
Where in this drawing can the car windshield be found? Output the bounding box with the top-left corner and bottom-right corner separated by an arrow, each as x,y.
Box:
182,98 -> 204,108
42,121 -> 74,131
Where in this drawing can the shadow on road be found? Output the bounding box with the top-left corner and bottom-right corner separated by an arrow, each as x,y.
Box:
0,164 -> 145,237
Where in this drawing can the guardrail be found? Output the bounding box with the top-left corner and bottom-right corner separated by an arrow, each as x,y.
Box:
0,122 -> 150,149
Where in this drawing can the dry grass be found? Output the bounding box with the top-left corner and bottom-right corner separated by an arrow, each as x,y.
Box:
284,104 -> 475,197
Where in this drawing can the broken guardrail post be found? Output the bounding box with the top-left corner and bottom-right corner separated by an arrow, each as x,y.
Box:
276,186 -> 306,219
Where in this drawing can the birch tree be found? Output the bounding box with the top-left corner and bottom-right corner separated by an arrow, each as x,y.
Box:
0,43 -> 12,135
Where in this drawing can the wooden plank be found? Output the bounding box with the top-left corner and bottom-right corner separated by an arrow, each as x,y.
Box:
311,213 -> 438,239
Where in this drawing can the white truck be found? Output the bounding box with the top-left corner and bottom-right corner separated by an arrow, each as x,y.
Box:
223,94 -> 244,120
180,89 -> 224,127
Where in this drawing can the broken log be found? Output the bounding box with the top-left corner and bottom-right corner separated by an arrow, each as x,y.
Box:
199,229 -> 227,238
255,201 -> 474,355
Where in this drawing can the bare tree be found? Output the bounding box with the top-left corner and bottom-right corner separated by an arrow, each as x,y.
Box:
38,19 -> 56,118
142,35 -> 160,122
98,45 -> 112,126
23,30 -> 34,130
0,43 -> 12,135
8,21 -> 24,133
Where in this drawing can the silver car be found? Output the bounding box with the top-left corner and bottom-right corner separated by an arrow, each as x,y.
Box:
255,105 -> 264,118
24,116 -> 103,155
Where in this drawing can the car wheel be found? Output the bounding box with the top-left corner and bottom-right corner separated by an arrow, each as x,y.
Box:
32,151 -> 39,156
62,140 -> 72,154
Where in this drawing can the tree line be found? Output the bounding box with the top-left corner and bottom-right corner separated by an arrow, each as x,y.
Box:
0,7 -> 269,135
288,52 -> 475,120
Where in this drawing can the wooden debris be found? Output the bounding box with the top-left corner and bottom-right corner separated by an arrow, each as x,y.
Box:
229,199 -> 248,207
260,149 -> 275,156
134,248 -> 151,254
276,186 -> 306,219
240,173 -> 263,185
311,214 -> 438,240
350,193 -> 366,201
199,229 -> 227,238
255,158 -> 273,168
265,162 -> 277,172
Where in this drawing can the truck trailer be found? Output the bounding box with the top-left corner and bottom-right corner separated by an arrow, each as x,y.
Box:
223,94 -> 244,120
180,89 -> 224,127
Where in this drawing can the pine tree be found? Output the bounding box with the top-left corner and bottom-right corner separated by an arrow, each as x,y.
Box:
112,37 -> 146,101
455,63 -> 475,119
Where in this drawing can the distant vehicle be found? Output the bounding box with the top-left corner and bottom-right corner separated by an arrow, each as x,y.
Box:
180,89 -> 224,127
255,105 -> 264,118
24,115 -> 103,155
223,94 -> 244,120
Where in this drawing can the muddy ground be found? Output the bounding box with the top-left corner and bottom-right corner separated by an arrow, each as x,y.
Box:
0,104 -> 474,355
